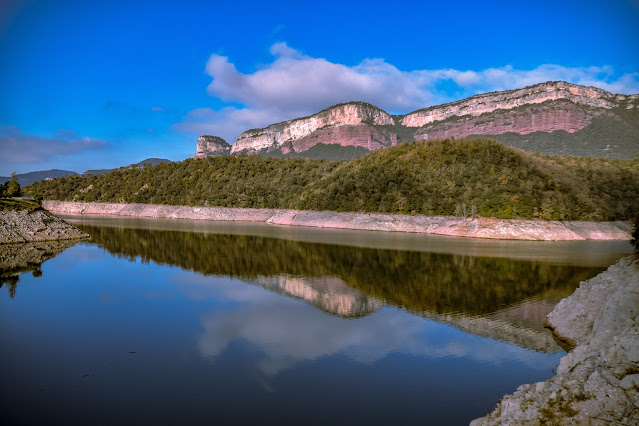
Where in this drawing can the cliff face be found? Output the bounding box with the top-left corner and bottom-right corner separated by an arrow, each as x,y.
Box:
412,100 -> 604,140
194,135 -> 230,159
402,81 -> 631,127
230,102 -> 395,155
196,81 -> 639,160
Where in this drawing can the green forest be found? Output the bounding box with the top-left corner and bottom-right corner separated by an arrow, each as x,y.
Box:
25,138 -> 639,221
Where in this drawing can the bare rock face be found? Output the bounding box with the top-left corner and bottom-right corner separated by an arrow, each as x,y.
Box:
413,100 -> 603,141
194,135 -> 230,159
230,102 -> 395,155
402,81 -> 633,127
281,124 -> 399,154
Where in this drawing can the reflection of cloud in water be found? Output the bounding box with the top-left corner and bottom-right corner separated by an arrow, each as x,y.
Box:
177,273 -> 560,376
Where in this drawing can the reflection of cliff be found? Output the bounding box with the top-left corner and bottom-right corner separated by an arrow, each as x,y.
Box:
80,225 -> 602,316
252,276 -> 383,317
0,240 -> 79,298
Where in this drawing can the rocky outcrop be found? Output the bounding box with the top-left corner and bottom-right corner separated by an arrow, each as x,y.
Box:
230,102 -> 395,155
196,81 -> 637,160
0,208 -> 89,244
42,201 -> 632,241
471,256 -> 639,425
194,135 -> 230,159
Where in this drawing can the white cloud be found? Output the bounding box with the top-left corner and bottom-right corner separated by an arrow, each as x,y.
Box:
0,126 -> 108,164
175,43 -> 639,143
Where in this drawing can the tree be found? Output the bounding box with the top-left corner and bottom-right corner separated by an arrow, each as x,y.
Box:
6,172 -> 21,197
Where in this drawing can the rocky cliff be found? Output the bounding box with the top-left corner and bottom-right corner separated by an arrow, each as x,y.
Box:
230,102 -> 396,155
194,135 -> 230,158
402,81 -> 634,127
197,81 -> 638,160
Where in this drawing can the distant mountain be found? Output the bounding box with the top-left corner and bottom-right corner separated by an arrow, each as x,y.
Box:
197,81 -> 638,160
137,158 -> 172,167
3,158 -> 172,185
83,158 -> 172,176
0,169 -> 77,186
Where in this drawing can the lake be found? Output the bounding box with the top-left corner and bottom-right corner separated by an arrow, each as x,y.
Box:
0,217 -> 632,425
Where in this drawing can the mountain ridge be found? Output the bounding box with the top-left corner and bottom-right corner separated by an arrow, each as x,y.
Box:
203,81 -> 638,160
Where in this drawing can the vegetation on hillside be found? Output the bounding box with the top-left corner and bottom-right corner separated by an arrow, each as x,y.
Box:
25,138 -> 639,221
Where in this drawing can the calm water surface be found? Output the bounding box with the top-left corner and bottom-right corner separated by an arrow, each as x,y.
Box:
0,217 -> 632,425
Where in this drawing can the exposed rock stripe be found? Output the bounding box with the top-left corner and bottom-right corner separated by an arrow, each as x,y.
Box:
42,201 -> 632,241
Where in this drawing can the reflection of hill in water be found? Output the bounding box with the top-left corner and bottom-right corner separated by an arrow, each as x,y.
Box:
0,240 -> 79,298
80,225 -> 605,351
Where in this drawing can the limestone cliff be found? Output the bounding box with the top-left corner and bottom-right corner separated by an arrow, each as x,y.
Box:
194,135 -> 230,159
230,102 -> 395,155
402,81 -> 635,127
195,81 -> 638,160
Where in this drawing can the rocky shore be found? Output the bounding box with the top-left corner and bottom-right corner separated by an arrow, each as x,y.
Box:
471,256 -> 639,425
0,208 -> 89,244
42,201 -> 632,241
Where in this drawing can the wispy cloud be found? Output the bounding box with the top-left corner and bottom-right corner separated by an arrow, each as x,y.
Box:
0,126 -> 108,164
175,43 -> 639,143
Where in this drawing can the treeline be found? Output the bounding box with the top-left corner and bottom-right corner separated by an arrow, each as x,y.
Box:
25,138 -> 639,221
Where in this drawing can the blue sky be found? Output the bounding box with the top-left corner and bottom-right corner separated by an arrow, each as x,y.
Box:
1,0 -> 638,175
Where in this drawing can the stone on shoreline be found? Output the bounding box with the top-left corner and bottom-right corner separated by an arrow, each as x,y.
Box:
471,256 -> 639,425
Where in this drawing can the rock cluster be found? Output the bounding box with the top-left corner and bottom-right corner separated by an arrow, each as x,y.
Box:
0,208 -> 89,244
471,256 -> 639,425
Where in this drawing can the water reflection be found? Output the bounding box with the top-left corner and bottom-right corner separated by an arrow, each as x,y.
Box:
0,240 -> 79,298
78,224 -> 604,352
1,221 -> 625,425
183,273 -> 558,377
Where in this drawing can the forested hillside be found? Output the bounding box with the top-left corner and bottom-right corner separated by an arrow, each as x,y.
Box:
25,138 -> 639,221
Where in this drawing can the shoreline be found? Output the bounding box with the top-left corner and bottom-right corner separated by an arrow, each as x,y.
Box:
42,200 -> 632,241
472,256 -> 639,425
